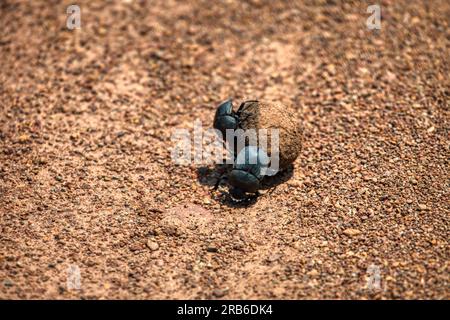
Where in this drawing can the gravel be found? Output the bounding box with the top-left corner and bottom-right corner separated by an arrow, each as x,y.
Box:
0,0 -> 448,299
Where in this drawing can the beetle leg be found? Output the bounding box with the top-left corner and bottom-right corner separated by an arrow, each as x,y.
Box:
267,186 -> 277,195
236,100 -> 259,114
213,173 -> 227,190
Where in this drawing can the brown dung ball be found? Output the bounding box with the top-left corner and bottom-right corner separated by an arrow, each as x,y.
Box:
235,100 -> 302,170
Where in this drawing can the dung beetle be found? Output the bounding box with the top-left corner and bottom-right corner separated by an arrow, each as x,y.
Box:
213,99 -> 276,201
213,99 -> 238,137
227,145 -> 272,201
213,98 -> 259,137
212,98 -> 302,201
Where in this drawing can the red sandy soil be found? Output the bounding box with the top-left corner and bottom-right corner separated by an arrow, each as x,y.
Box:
0,0 -> 448,299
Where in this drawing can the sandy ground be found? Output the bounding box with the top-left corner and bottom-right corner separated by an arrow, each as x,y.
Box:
0,0 -> 449,299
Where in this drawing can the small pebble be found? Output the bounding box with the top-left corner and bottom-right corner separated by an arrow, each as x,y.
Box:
343,228 -> 361,237
212,288 -> 228,298
206,245 -> 218,253
267,253 -> 281,262
147,240 -> 159,251
3,279 -> 13,287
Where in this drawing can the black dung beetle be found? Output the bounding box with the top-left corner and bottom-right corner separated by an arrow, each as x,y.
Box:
213,99 -> 260,136
213,99 -> 275,201
212,98 -> 302,201
227,145 -> 271,201
213,99 -> 238,137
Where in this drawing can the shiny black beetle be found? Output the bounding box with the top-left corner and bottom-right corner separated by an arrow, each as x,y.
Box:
213,99 -> 271,201
213,99 -> 239,136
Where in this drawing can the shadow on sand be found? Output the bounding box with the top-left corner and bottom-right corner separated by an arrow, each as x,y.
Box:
196,164 -> 295,208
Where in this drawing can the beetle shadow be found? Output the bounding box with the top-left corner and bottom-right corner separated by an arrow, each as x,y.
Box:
259,165 -> 294,190
196,164 -> 295,208
196,163 -> 229,187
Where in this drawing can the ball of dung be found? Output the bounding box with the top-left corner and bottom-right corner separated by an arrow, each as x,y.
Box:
236,100 -> 302,170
